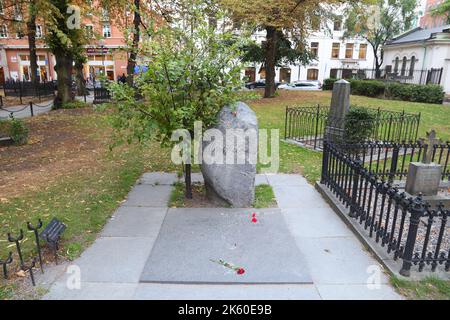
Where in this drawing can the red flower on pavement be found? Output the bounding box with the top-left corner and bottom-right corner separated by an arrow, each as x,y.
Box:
236,268 -> 245,275
251,217 -> 257,223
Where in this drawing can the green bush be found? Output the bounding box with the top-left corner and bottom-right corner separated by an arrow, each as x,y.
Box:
9,118 -> 29,145
61,101 -> 91,109
385,83 -> 444,104
343,107 -> 376,144
323,78 -> 338,90
350,80 -> 385,97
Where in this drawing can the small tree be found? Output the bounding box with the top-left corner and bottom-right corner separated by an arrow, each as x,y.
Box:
343,107 -> 376,145
108,0 -> 247,198
343,0 -> 418,76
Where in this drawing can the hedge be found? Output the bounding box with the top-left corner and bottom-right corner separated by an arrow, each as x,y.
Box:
322,78 -> 444,104
350,80 -> 385,97
385,83 -> 444,104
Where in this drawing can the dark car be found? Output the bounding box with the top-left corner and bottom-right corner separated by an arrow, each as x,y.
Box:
245,79 -> 281,90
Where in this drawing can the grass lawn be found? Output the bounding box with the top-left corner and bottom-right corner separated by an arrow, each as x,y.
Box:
0,90 -> 448,299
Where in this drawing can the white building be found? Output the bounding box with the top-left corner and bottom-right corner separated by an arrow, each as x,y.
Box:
243,18 -> 376,85
382,24 -> 450,93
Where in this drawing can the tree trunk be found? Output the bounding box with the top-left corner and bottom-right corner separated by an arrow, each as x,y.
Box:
264,26 -> 278,98
185,163 -> 192,199
53,52 -> 74,109
75,60 -> 85,96
27,1 -> 38,86
126,0 -> 141,86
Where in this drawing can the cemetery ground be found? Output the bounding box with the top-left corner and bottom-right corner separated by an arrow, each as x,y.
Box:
0,90 -> 449,299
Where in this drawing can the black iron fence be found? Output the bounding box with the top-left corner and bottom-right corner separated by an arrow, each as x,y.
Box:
285,105 -> 421,150
331,68 -> 443,85
93,87 -> 111,104
344,141 -> 450,182
2,80 -> 55,103
321,141 -> 449,276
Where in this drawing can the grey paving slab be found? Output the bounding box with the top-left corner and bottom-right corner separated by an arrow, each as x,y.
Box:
63,237 -> 154,283
139,172 -> 178,185
122,184 -> 171,207
282,208 -> 352,238
134,284 -> 321,300
43,281 -> 137,300
255,174 -> 269,186
273,185 -> 328,208
190,172 -> 205,184
266,174 -> 308,187
316,284 -> 402,300
294,237 -> 391,285
140,208 -> 312,284
101,207 -> 167,238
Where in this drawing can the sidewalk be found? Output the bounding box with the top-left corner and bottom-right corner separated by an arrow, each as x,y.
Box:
42,173 -> 402,300
0,99 -> 53,119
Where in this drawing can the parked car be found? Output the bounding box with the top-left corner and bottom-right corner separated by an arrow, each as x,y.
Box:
245,79 -> 281,90
278,80 -> 322,91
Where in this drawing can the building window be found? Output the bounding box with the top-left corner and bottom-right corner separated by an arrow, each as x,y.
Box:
14,3 -> 22,20
394,57 -> 399,73
85,25 -> 94,38
307,69 -> 319,80
35,25 -> 42,38
331,43 -> 340,59
0,25 -> 7,38
16,28 -> 24,39
102,8 -> 109,21
401,56 -> 407,76
409,56 -> 416,76
102,23 -> 111,38
333,17 -> 342,31
345,43 -> 354,59
310,42 -> 319,58
359,44 -> 367,59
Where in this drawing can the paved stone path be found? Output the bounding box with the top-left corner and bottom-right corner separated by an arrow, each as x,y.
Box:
0,99 -> 53,119
42,173 -> 402,300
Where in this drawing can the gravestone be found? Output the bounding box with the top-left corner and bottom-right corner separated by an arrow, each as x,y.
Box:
201,102 -> 258,207
405,130 -> 443,196
325,79 -> 350,142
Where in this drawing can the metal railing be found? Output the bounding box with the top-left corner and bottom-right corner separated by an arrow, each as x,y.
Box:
321,141 -> 449,276
93,87 -> 111,104
2,80 -> 55,103
285,105 -> 421,150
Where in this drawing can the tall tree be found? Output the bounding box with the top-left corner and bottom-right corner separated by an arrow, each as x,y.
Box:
44,0 -> 87,107
0,0 -> 40,84
126,0 -> 141,85
343,0 -> 418,75
431,0 -> 450,24
221,0 -> 346,98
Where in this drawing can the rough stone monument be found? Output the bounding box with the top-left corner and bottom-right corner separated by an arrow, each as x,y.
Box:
201,102 -> 258,207
405,130 -> 443,196
325,79 -> 351,142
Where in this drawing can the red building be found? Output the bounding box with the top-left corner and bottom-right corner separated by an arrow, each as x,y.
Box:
0,3 -> 131,84
420,0 -> 449,29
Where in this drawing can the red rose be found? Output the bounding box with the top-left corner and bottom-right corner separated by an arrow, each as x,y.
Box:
251,217 -> 257,223
236,268 -> 245,275
252,212 -> 256,217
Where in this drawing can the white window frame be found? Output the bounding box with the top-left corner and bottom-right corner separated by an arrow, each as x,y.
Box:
35,25 -> 43,38
102,23 -> 111,38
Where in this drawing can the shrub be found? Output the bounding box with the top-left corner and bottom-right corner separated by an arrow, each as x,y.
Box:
343,107 -> 376,144
61,101 -> 90,109
9,118 -> 29,145
323,78 -> 338,90
350,80 -> 385,97
385,83 -> 444,104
